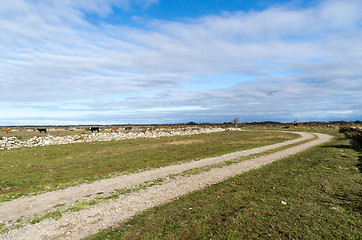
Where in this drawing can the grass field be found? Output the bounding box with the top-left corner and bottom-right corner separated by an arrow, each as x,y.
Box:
0,130 -> 296,202
85,129 -> 361,240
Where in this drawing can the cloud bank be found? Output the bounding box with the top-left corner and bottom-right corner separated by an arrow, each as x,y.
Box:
0,0 -> 361,125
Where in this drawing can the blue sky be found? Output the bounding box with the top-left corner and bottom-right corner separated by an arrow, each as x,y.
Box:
1,0 -> 361,125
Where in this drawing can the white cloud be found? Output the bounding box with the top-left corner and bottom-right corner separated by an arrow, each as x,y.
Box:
0,0 -> 361,124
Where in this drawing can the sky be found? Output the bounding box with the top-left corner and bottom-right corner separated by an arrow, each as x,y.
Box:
1,0 -> 361,125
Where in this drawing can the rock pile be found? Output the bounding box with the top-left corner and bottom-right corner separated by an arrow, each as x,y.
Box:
0,128 -> 235,150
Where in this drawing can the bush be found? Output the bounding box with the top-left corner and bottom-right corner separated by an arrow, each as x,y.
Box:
349,129 -> 362,145
339,126 -> 353,133
340,126 -> 362,146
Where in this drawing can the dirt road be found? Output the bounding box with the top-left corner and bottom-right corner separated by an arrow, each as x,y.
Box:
1,131 -> 332,240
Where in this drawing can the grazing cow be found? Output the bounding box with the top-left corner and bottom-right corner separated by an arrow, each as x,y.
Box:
90,127 -> 100,133
37,128 -> 47,133
124,127 -> 133,131
111,127 -> 120,133
5,128 -> 12,133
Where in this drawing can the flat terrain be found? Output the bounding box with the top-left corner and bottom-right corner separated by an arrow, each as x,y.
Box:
0,127 -> 360,239
0,130 -> 295,202
87,129 -> 361,240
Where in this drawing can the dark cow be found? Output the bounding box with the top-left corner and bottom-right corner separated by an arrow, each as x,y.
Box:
124,127 -> 133,131
37,128 -> 47,133
90,127 -> 100,133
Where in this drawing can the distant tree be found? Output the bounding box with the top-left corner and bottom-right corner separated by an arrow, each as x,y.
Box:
232,117 -> 240,128
294,118 -> 299,126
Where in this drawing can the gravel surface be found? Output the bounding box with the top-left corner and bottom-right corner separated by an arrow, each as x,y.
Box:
0,131 -> 332,240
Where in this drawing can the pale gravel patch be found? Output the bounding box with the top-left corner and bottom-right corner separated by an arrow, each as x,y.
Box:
1,132 -> 332,240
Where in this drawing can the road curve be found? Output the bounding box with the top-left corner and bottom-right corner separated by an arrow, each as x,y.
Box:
1,132 -> 332,240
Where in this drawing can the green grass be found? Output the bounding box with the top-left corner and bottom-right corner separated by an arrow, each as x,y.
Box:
3,133 -> 318,230
0,130 -> 296,202
85,130 -> 361,240
29,211 -> 63,225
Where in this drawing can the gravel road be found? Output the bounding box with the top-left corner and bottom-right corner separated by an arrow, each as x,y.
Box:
1,131 -> 332,240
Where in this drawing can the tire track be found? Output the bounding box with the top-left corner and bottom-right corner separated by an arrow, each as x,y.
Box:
2,132 -> 332,239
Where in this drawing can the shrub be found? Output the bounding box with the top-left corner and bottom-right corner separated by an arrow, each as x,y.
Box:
340,126 -> 362,146
349,129 -> 362,146
339,126 -> 353,133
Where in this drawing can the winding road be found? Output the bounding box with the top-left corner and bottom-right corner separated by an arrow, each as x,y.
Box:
1,131 -> 332,240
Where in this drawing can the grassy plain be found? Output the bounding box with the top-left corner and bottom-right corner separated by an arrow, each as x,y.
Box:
85,129 -> 361,240
0,130 -> 295,202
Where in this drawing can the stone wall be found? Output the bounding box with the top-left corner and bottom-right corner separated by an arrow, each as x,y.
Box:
1,128 -> 237,150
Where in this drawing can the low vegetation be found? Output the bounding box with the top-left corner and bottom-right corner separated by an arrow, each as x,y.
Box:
340,126 -> 362,145
2,123 -> 361,239
85,128 -> 361,240
0,130 -> 295,202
